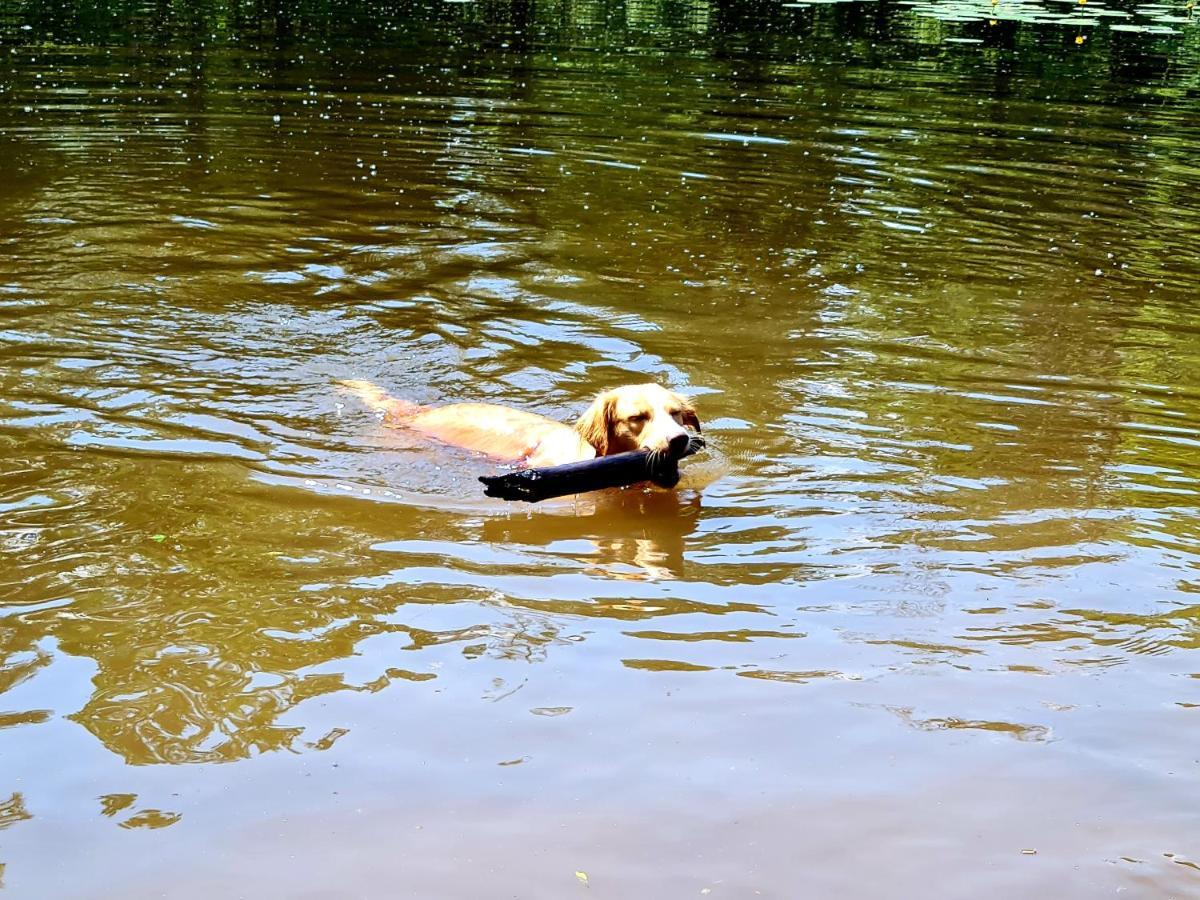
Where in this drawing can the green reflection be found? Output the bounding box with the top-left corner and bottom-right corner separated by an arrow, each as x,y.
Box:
0,0 -> 1198,774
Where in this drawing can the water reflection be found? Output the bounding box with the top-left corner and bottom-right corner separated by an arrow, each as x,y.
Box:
0,793 -> 32,831
480,489 -> 705,579
885,705 -> 1052,742
1,2 -> 1200,896
1,52 -> 1198,759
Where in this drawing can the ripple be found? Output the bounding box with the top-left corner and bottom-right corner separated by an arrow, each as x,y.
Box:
1,27 -> 1199,900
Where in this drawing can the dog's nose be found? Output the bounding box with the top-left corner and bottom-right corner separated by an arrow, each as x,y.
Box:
667,432 -> 690,457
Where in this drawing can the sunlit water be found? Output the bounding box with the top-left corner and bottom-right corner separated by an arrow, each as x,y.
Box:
2,2 -> 1200,896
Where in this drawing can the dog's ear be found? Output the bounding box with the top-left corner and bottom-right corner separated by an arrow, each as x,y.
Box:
680,398 -> 701,433
575,391 -> 616,455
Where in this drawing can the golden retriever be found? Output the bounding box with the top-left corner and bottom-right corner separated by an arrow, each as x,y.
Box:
340,380 -> 700,469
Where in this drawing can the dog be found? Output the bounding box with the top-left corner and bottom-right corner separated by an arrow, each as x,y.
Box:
340,380 -> 701,469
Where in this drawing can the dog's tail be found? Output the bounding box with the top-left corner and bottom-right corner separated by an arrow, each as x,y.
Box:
338,379 -> 422,422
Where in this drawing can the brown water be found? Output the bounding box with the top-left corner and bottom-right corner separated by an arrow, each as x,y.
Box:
2,5 -> 1200,897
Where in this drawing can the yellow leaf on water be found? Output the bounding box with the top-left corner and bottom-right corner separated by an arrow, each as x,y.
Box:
575,871 -> 590,887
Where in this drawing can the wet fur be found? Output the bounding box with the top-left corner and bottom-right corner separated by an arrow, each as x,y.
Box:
340,380 -> 700,470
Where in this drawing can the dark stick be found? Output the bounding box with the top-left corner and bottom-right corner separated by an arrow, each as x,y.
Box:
480,436 -> 705,503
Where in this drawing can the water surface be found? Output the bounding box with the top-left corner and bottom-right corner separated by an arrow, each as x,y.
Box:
2,2 -> 1200,896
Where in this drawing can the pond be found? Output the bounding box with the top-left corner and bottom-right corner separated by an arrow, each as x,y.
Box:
1,0 -> 1199,895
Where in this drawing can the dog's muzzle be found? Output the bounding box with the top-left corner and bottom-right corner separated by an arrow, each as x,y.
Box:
648,434 -> 705,487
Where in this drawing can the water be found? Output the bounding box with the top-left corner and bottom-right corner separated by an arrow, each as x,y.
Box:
2,2 -> 1200,896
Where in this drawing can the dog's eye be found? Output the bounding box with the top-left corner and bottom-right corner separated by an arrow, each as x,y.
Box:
629,413 -> 649,424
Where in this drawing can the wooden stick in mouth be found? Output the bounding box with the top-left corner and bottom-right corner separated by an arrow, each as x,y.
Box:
479,436 -> 706,503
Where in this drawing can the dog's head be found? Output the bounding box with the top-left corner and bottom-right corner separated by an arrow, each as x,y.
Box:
575,384 -> 701,459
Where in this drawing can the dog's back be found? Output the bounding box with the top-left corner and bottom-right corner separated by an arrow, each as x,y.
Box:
339,380 -> 594,465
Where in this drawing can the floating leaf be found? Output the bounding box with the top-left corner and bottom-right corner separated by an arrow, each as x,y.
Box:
149,534 -> 166,542
575,870 -> 590,887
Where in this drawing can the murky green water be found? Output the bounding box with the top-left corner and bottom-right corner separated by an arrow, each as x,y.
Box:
2,1 -> 1200,896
